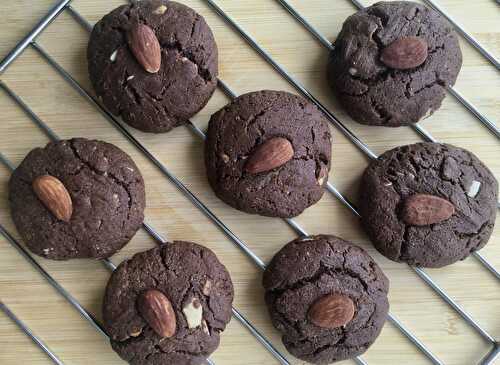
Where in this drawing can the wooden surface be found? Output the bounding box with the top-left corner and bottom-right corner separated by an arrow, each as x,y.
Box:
0,0 -> 499,364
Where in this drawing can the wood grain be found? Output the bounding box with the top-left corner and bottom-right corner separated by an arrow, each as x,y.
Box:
0,0 -> 498,364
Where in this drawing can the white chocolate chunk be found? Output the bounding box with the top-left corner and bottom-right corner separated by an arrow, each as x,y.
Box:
348,67 -> 358,76
127,75 -> 135,81
129,328 -> 142,337
317,167 -> 328,186
202,280 -> 212,296
467,180 -> 481,198
202,320 -> 210,335
110,50 -> 118,62
183,297 -> 203,329
153,5 -> 168,15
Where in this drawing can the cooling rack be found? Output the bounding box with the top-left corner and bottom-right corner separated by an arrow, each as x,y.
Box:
0,0 -> 498,364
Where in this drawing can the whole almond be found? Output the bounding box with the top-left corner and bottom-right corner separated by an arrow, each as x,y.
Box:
137,289 -> 176,338
245,137 -> 294,174
32,175 -> 73,222
380,36 -> 428,70
309,293 -> 355,329
127,24 -> 161,73
402,194 -> 455,226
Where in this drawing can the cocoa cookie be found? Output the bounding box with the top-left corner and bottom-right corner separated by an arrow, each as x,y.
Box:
263,235 -> 389,364
87,0 -> 218,133
9,138 -> 145,260
103,242 -> 234,365
360,142 -> 498,268
205,90 -> 332,218
328,1 -> 462,127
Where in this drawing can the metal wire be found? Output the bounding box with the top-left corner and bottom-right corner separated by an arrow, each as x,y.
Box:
412,267 -> 495,343
0,225 -> 108,338
0,152 -> 15,171
231,307 -> 292,365
479,343 -> 500,365
274,0 -> 333,50
67,4 -> 93,32
0,301 -> 65,365
446,86 -> 500,139
472,251 -> 500,281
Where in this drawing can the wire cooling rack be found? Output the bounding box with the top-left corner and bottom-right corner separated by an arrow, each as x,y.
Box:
0,0 -> 498,364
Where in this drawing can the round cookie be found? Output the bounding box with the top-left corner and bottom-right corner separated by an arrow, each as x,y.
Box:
360,142 -> 498,268
103,242 -> 234,365
328,1 -> 462,127
87,0 -> 218,133
9,138 -> 145,260
263,235 -> 389,364
205,90 -> 332,218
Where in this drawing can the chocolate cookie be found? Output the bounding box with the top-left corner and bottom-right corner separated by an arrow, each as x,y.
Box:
88,0 -> 218,133
328,1 -> 462,127
263,235 -> 389,364
205,90 -> 332,218
360,142 -> 498,268
9,138 -> 145,260
103,242 -> 234,365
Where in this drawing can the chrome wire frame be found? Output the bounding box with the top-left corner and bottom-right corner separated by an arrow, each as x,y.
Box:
0,0 -> 498,364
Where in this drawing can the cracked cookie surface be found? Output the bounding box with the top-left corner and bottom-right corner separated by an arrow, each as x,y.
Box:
87,0 -> 218,133
263,235 -> 389,364
9,138 -> 145,260
205,90 -> 332,218
360,142 -> 498,268
328,1 -> 462,127
103,242 -> 234,365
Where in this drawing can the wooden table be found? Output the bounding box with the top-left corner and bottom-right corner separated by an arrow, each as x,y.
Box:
0,1 -> 498,364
